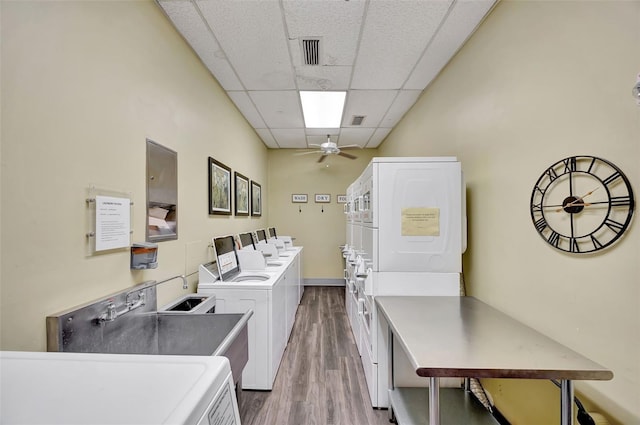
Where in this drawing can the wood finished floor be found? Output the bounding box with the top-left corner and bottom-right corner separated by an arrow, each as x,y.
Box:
239,286 -> 390,425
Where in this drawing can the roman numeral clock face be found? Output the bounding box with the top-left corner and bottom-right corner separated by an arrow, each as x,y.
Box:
530,156 -> 634,253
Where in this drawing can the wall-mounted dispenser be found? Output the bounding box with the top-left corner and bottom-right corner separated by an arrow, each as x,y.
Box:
130,242 -> 158,269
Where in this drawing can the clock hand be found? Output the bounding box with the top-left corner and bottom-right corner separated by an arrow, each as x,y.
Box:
577,187 -> 599,199
544,200 -> 612,210
554,187 -> 599,212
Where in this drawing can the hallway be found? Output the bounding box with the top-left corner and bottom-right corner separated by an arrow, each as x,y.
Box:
239,286 -> 390,425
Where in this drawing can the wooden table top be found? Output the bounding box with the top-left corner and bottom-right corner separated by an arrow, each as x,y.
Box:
376,296 -> 613,381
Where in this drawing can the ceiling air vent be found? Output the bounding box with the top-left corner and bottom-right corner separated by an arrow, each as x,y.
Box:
351,115 -> 366,126
301,38 -> 321,66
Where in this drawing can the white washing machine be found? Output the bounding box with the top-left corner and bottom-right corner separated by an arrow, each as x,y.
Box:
0,351 -> 241,425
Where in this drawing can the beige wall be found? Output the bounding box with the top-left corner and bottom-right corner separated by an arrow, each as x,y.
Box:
2,0 -> 639,423
378,1 -> 639,424
267,149 -> 377,280
1,1 -> 269,351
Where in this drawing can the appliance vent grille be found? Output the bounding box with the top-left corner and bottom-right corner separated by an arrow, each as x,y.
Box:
351,115 -> 366,126
302,39 -> 320,66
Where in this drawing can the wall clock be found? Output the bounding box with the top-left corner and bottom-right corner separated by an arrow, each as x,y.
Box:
530,155 -> 634,253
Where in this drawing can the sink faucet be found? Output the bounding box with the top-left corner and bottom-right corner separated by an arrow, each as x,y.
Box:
96,274 -> 189,323
98,290 -> 147,323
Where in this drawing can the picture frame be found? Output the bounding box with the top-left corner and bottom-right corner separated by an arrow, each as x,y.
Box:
208,157 -> 232,215
234,172 -> 249,216
337,195 -> 347,204
251,181 -> 262,217
315,194 -> 331,203
292,194 -> 308,203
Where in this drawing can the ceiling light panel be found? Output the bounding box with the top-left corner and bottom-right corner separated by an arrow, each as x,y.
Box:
196,0 -> 295,90
227,91 -> 266,128
157,0 -> 243,90
300,91 -> 346,128
380,90 -> 422,127
270,129 -> 308,148
405,0 -> 496,90
249,91 -> 304,128
342,90 -> 398,128
351,0 -> 453,89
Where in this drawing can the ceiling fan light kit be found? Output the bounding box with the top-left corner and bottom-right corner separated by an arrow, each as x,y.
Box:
295,134 -> 361,163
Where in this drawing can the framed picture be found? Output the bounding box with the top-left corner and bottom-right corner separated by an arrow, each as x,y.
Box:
337,195 -> 347,204
234,172 -> 249,216
208,157 -> 232,215
315,194 -> 331,203
292,194 -> 308,203
251,181 -> 262,216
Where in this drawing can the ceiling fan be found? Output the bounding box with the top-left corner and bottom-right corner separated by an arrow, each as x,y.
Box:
295,135 -> 361,163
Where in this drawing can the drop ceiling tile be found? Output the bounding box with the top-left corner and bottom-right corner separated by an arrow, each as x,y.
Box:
227,91 -> 266,128
248,91 -> 304,129
196,0 -> 296,90
305,129 -> 340,137
283,0 -> 365,67
380,90 -> 422,127
158,0 -> 243,90
351,0 -> 453,89
338,128 -> 376,148
405,0 -> 496,90
270,129 -> 307,148
367,128 -> 392,148
292,61 -> 353,91
255,129 -> 278,148
343,90 -> 398,128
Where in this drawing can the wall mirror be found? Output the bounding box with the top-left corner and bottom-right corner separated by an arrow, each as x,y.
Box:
146,139 -> 178,242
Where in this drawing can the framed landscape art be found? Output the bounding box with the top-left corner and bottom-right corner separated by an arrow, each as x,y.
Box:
251,181 -> 262,217
208,157 -> 232,215
234,172 -> 249,216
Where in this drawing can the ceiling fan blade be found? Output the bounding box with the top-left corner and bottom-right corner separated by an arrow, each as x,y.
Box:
339,145 -> 362,150
308,143 -> 322,148
338,151 -> 357,160
317,154 -> 328,163
294,150 -> 322,156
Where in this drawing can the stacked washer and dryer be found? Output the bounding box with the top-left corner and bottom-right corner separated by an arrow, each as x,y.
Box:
342,157 -> 466,409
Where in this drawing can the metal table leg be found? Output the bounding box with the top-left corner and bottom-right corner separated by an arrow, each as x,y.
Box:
429,377 -> 440,425
560,379 -> 574,425
388,326 -> 395,422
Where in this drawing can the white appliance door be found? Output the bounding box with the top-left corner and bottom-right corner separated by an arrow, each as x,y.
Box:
377,162 -> 462,272
361,225 -> 378,271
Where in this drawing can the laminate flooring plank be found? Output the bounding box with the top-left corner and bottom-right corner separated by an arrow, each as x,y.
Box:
239,286 -> 390,425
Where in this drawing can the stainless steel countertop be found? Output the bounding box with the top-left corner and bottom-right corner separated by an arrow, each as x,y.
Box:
376,296 -> 613,381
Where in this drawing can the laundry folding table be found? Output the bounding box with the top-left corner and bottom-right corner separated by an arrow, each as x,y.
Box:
375,296 -> 613,425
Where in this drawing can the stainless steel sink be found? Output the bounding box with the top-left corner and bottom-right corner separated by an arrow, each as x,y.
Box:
156,312 -> 251,385
46,283 -> 252,392
159,294 -> 216,313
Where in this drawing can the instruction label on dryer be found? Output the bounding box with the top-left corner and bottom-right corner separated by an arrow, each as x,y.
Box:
207,384 -> 238,425
401,207 -> 440,236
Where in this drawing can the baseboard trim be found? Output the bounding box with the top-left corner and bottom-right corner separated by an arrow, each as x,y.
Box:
304,278 -> 345,287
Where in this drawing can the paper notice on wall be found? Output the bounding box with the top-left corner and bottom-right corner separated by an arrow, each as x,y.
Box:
95,195 -> 131,251
401,207 -> 440,236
